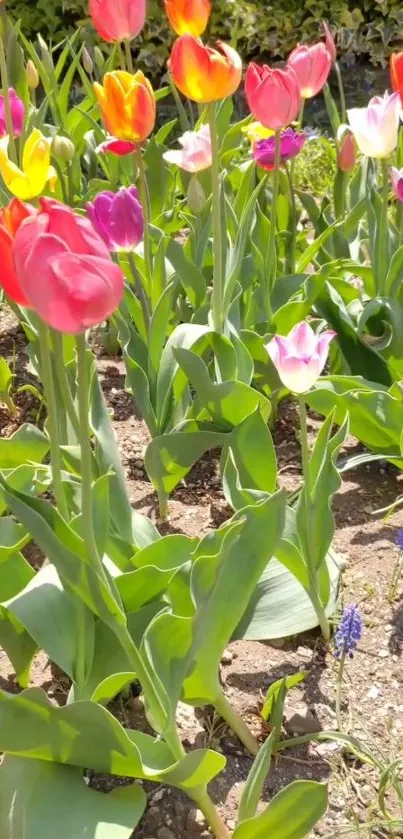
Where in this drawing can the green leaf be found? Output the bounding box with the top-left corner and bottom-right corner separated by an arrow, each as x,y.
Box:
0,424 -> 49,469
145,421 -> 227,499
0,687 -> 226,791
238,731 -> 276,822
166,238 -> 206,309
0,756 -> 146,839
0,608 -> 37,687
261,672 -> 307,722
142,612 -> 193,730
226,409 -> 277,494
156,323 -> 212,432
233,780 -> 328,839
0,551 -> 35,601
0,516 -> 29,558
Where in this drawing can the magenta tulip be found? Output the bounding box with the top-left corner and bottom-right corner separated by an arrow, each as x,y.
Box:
0,88 -> 25,138
86,186 -> 144,252
267,321 -> 335,393
253,128 -> 305,171
12,198 -> 124,333
391,167 -> 403,202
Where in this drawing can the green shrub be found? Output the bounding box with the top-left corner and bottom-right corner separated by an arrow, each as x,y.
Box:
6,0 -> 403,78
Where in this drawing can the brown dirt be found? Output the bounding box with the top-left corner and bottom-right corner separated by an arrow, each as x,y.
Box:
1,321 -> 403,838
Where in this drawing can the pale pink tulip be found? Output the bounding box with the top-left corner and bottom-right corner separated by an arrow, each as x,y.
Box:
287,43 -> 331,98
12,198 -> 124,333
347,92 -> 401,159
267,322 -> 335,393
163,124 -> 212,172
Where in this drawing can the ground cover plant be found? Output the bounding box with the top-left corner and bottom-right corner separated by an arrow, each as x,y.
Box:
0,0 -> 403,836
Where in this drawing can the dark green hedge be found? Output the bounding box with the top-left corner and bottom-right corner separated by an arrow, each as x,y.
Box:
6,0 -> 403,77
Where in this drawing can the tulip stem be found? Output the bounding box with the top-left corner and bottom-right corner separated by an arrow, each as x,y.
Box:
123,40 -> 133,74
0,11 -> 17,165
37,320 -> 69,521
215,690 -> 259,756
190,788 -> 230,839
135,152 -> 152,300
285,161 -> 297,274
374,158 -> 390,297
75,333 -> 100,567
51,330 -> 81,441
207,101 -> 224,333
298,395 -> 331,642
128,251 -> 151,335
265,129 -> 281,319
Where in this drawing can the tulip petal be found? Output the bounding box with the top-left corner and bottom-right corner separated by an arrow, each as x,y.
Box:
0,226 -> 29,305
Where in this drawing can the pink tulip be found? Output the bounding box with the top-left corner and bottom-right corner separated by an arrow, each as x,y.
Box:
391,167 -> 403,202
287,43 -> 331,98
323,21 -> 337,64
0,88 -> 25,138
89,0 -> 146,43
267,322 -> 335,393
245,64 -> 301,130
12,198 -> 124,334
163,124 -> 212,172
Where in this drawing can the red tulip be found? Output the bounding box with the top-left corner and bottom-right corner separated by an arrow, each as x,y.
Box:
245,64 -> 301,130
287,43 -> 331,98
337,133 -> 356,172
391,52 -> 403,107
12,198 -> 124,333
0,198 -> 36,305
89,0 -> 146,43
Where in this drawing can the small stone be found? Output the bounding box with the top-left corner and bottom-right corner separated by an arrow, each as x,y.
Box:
227,820 -> 237,830
378,649 -> 389,658
186,809 -> 206,831
151,788 -> 165,802
221,649 -> 234,665
366,686 -> 380,699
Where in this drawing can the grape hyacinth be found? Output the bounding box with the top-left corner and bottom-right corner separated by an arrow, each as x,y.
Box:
396,529 -> 403,551
334,604 -> 363,659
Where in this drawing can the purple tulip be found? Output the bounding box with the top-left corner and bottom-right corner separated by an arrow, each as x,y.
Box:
0,88 -> 25,138
253,128 -> 306,171
267,321 -> 335,394
391,167 -> 403,202
86,186 -> 144,252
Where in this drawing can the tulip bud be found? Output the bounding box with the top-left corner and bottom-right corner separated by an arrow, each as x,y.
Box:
323,21 -> 337,64
187,175 -> 206,213
37,33 -> 54,77
94,46 -> 105,71
337,132 -> 356,172
26,59 -> 39,89
52,135 -> 75,163
82,47 -> 94,75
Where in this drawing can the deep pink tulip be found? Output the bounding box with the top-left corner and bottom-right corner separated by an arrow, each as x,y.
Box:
89,0 -> 146,43
0,88 -> 25,138
253,128 -> 305,171
391,167 -> 403,202
245,64 -> 301,131
87,187 -> 144,251
12,198 -> 124,333
267,321 -> 335,393
97,138 -> 139,156
287,43 -> 331,98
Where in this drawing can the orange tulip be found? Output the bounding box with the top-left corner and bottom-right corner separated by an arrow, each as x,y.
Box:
94,70 -> 156,145
391,52 -> 403,106
168,35 -> 242,103
164,0 -> 211,37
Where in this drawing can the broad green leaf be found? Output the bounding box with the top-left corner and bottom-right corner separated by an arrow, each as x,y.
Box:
156,323 -> 212,431
142,612 -> 193,730
261,672 -> 307,721
226,409 -> 277,494
183,491 -> 286,704
116,566 -> 174,612
145,421 -> 227,498
0,425 -> 49,469
238,731 -> 276,822
0,517 -> 29,558
165,238 -> 206,308
0,687 -> 225,791
0,608 -> 37,687
0,756 -> 146,839
0,552 -> 35,601
0,464 -> 48,516
132,534 -> 196,571
233,780 -> 328,839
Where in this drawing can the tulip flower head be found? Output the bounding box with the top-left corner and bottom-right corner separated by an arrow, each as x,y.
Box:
168,35 -> 242,103
323,21 -> 337,65
86,186 -> 144,252
89,0 -> 146,43
337,132 -> 356,172
287,43 -> 331,99
347,92 -> 401,159
165,0 -> 211,37
0,198 -> 36,305
0,88 -> 25,138
243,121 -> 274,146
94,70 -> 156,152
253,128 -> 305,171
391,167 -> 403,202
245,64 -> 301,131
267,321 -> 335,394
0,129 -> 56,200
163,124 -> 212,172
12,198 -> 124,333
390,52 -> 403,107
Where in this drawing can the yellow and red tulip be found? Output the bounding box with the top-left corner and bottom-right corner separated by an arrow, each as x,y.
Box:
94,70 -> 156,152
0,128 -> 56,200
164,0 -> 211,37
168,35 -> 242,103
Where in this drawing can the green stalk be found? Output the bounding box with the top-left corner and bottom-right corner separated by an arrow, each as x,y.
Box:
297,98 -> 305,129
128,251 -> 151,335
335,61 -> 347,124
0,10 -> 17,164
266,130 -> 281,316
37,321 -> 69,521
135,151 -> 152,300
51,330 -> 80,440
374,158 -> 390,297
75,333 -> 101,567
191,788 -> 230,839
168,73 -> 190,133
124,39 -> 133,73
285,161 -> 297,274
335,651 -> 346,732
207,101 -> 224,333
215,691 -> 259,756
298,396 -> 331,642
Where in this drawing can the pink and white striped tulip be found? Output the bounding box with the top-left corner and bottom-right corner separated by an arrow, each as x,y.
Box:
347,93 -> 401,159
163,124 -> 212,172
267,322 -> 335,394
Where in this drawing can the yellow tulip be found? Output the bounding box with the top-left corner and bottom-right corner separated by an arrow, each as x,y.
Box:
243,121 -> 274,146
0,129 -> 56,200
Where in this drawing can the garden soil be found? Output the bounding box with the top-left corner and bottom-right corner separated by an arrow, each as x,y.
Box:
1,309 -> 403,838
